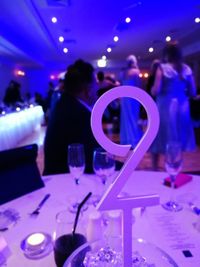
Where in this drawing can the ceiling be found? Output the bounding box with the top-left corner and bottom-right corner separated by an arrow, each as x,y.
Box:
0,0 -> 200,69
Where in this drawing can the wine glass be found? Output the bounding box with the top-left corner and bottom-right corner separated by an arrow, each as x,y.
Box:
162,141 -> 183,212
93,148 -> 115,186
68,143 -> 86,213
90,148 -> 115,207
68,143 -> 85,185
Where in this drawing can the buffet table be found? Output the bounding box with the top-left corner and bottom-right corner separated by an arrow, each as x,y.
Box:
0,171 -> 200,267
0,106 -> 43,151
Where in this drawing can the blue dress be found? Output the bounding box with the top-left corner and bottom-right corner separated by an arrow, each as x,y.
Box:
151,63 -> 196,153
120,69 -> 143,148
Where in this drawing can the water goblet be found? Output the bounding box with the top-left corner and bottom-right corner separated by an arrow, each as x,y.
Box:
68,143 -> 86,213
162,142 -> 183,212
90,148 -> 115,207
93,148 -> 115,186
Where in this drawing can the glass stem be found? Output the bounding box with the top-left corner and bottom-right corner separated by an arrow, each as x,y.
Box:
101,176 -> 107,185
75,177 -> 80,185
170,175 -> 176,203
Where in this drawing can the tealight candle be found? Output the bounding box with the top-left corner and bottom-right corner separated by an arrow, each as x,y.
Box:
86,211 -> 103,242
27,233 -> 45,249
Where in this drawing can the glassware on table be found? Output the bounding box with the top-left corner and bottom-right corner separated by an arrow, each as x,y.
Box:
53,210 -> 87,267
90,148 -> 115,206
67,143 -> 86,213
0,208 -> 20,231
63,237 -> 179,267
68,143 -> 85,185
162,141 -> 183,212
20,232 -> 53,259
93,148 -> 115,186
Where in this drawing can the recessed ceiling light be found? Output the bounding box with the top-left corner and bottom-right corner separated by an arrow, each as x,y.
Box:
144,73 -> 149,78
165,36 -> 171,42
125,17 -> 131,23
51,17 -> 57,23
107,47 -> 112,53
195,17 -> 200,23
97,59 -> 107,68
149,47 -> 154,53
59,36 -> 64,42
50,75 -> 55,80
63,48 -> 68,53
113,36 -> 119,42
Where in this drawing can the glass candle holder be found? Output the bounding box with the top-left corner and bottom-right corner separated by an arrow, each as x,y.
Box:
20,232 -> 53,259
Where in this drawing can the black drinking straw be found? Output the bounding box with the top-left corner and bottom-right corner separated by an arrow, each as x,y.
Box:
72,192 -> 92,236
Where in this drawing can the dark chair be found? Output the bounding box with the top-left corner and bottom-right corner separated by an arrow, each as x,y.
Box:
0,144 -> 44,205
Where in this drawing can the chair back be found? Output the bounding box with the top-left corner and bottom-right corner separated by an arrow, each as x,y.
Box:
0,144 -> 44,205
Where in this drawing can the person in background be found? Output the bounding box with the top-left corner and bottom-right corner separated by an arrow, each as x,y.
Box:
49,78 -> 65,117
97,71 -> 120,125
3,80 -> 23,108
43,59 -> 99,175
120,54 -> 143,148
34,92 -> 46,112
146,59 -> 161,99
44,81 -> 54,123
151,42 -> 197,170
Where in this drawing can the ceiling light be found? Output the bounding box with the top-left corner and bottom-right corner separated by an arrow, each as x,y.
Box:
50,75 -> 55,80
165,36 -> 171,42
102,55 -> 106,60
17,70 -> 25,76
195,17 -> 200,23
97,59 -> 107,68
59,36 -> 64,42
63,48 -> 68,53
107,47 -> 112,53
125,17 -> 131,23
139,73 -> 143,78
144,73 -> 149,78
148,47 -> 154,53
113,36 -> 119,42
51,17 -> 57,23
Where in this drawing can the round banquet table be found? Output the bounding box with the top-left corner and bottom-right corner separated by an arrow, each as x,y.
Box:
0,171 -> 200,267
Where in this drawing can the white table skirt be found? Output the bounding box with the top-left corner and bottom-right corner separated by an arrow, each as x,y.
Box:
0,106 -> 44,151
1,171 -> 200,267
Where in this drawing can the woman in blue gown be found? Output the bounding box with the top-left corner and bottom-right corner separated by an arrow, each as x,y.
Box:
120,55 -> 143,148
151,43 -> 197,170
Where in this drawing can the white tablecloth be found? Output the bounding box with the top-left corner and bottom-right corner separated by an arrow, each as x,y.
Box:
1,171 -> 200,267
0,106 -> 43,151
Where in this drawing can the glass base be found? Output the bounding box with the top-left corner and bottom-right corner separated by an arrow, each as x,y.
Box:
87,194 -> 101,207
68,202 -> 88,214
162,201 -> 183,212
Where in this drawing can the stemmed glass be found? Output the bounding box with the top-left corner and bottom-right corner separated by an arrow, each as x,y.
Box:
91,148 -> 115,206
68,143 -> 86,213
93,148 -> 115,186
162,142 -> 183,212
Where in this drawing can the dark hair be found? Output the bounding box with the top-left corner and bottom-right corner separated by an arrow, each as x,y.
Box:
64,59 -> 94,95
97,71 -> 104,82
151,59 -> 160,76
162,42 -> 183,76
